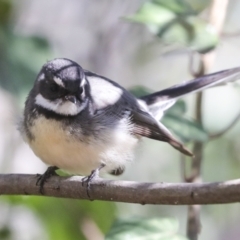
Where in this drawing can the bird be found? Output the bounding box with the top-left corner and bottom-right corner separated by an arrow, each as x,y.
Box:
20,58 -> 240,194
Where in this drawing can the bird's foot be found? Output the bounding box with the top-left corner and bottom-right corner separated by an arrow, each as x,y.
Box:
109,166 -> 125,176
36,166 -> 59,194
81,163 -> 105,198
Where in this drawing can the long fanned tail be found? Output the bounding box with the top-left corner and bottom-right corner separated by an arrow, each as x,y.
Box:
141,66 -> 240,105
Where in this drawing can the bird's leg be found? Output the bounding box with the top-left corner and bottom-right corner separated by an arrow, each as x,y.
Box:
36,166 -> 59,194
109,166 -> 125,176
82,163 -> 106,198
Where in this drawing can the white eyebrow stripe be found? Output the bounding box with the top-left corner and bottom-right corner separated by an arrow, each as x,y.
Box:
53,76 -> 65,87
80,77 -> 86,87
38,73 -> 45,81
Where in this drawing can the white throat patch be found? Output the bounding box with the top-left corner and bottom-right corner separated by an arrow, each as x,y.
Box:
35,94 -> 86,116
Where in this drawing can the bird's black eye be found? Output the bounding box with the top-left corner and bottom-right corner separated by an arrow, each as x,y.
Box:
79,87 -> 83,94
50,83 -> 59,93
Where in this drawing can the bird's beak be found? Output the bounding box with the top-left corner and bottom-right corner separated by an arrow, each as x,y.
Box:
64,95 -> 77,104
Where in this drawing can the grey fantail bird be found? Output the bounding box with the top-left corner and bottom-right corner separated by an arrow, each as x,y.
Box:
20,58 -> 240,193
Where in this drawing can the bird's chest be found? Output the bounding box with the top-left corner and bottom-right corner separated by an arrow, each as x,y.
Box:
26,116 -> 138,175
26,116 -> 104,174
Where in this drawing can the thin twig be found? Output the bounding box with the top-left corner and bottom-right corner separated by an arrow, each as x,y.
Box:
180,154 -> 187,181
209,110 -> 240,139
186,48 -> 205,240
195,93 -> 203,125
186,0 -> 229,239
187,71 -> 204,240
188,52 -> 205,79
187,205 -> 201,240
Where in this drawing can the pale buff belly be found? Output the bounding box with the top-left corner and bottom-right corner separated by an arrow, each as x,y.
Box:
27,116 -> 138,175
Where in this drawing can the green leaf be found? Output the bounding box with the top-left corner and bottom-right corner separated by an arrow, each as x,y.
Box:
125,1 -> 218,53
156,16 -> 218,53
125,1 -> 175,33
152,0 -> 196,15
183,0 -> 211,13
152,0 -> 210,15
106,217 -> 188,240
162,113 -> 208,142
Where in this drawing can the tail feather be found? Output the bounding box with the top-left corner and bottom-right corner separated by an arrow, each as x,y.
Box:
141,66 -> 240,106
168,139 -> 193,157
138,66 -> 240,155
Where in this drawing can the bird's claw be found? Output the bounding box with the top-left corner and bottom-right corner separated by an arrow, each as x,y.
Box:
36,166 -> 58,194
81,163 -> 105,199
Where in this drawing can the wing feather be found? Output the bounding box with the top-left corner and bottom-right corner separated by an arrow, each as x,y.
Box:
131,109 -> 193,156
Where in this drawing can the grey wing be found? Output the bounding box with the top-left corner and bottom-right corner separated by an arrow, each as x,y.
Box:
85,70 -> 192,156
130,108 -> 193,156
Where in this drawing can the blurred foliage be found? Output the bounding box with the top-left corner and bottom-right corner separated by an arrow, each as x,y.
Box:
3,196 -> 116,240
106,217 -> 188,240
0,0 -> 11,25
125,0 -> 218,53
163,101 -> 208,142
0,226 -> 11,240
0,0 -> 53,103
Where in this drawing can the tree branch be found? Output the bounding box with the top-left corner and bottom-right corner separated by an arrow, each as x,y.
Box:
1,174 -> 240,205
